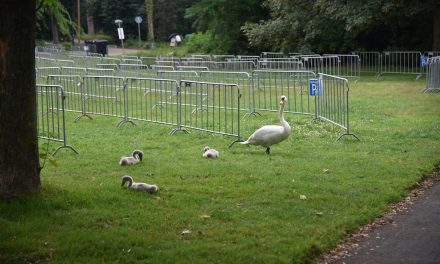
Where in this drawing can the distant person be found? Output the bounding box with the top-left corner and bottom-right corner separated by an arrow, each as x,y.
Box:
175,35 -> 182,46
170,37 -> 176,47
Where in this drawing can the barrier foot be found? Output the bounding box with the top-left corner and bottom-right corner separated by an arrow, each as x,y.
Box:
243,111 -> 261,119
117,119 -> 136,127
228,139 -> 244,148
74,114 -> 92,122
337,133 -> 360,142
169,127 -> 190,135
52,145 -> 79,156
423,88 -> 440,94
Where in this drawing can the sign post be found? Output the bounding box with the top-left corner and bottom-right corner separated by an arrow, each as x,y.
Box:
114,19 -> 125,55
135,16 -> 143,48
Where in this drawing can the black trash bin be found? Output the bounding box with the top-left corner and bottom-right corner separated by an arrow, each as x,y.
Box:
85,40 -> 108,56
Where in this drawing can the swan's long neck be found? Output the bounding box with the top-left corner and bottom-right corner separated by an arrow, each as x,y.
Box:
279,102 -> 291,133
122,176 -> 133,187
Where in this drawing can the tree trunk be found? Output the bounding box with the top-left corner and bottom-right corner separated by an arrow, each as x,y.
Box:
145,0 -> 155,42
0,0 -> 41,200
87,8 -> 95,35
433,2 -> 440,51
51,15 -> 60,44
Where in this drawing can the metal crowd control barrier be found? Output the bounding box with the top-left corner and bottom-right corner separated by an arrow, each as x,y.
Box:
101,57 -> 121,65
352,51 -> 381,75
151,65 -> 175,71
36,84 -> 79,155
140,56 -> 156,65
80,76 -> 126,124
36,57 -> 57,67
258,59 -> 304,71
179,60 -> 214,69
252,70 -> 317,117
315,74 -> 359,140
380,51 -> 423,78
191,54 -> 212,61
302,56 -> 340,76
181,56 -> 202,62
177,65 -> 210,71
82,56 -> 103,68
96,63 -> 119,70
199,71 -> 253,115
117,64 -> 154,78
157,70 -> 199,82
212,55 -> 235,61
122,55 -> 139,60
424,56 -> 440,93
36,67 -> 61,83
260,52 -> 284,59
86,68 -> 116,76
177,80 -> 242,144
330,54 -> 360,80
214,61 -> 256,72
36,52 -> 52,58
124,78 -> 180,127
61,66 -> 86,76
157,56 -> 181,62
47,75 -> 84,116
121,58 -> 142,64
236,55 -> 259,63
155,60 -> 180,68
56,59 -> 75,67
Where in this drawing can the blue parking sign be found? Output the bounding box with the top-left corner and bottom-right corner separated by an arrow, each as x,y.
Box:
309,79 -> 323,96
420,55 -> 429,67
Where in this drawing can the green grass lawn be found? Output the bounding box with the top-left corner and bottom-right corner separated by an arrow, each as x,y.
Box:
1,75 -> 439,263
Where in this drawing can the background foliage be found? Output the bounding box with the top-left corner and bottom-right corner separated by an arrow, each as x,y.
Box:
38,0 -> 438,53
243,0 -> 437,53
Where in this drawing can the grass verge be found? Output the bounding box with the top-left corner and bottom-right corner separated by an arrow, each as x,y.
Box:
1,75 -> 439,263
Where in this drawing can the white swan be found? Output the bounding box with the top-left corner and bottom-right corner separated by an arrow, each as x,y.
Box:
202,146 -> 219,158
240,95 -> 291,154
121,175 -> 158,193
119,150 -> 143,166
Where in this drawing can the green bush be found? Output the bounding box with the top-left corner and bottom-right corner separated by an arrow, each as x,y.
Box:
185,32 -> 216,54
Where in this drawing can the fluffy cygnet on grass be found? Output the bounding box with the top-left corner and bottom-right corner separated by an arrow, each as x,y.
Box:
121,175 -> 158,194
119,150 -> 143,166
202,146 -> 219,158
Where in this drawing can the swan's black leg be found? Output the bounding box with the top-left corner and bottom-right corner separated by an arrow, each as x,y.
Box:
265,147 -> 270,154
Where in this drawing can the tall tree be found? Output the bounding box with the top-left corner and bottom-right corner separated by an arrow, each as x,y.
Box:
145,0 -> 155,43
186,0 -> 267,54
0,0 -> 40,199
37,0 -> 74,43
86,0 -> 97,35
243,0 -> 439,53
153,0 -> 198,41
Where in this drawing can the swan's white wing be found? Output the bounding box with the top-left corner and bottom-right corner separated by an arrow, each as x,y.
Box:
247,125 -> 286,145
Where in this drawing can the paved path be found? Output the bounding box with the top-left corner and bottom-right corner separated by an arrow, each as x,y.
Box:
332,182 -> 440,264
